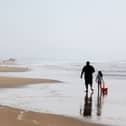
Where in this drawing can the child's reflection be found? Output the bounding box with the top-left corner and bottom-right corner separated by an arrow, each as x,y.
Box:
97,91 -> 102,116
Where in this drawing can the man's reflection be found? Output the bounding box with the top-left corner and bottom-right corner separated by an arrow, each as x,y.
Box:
82,92 -> 93,117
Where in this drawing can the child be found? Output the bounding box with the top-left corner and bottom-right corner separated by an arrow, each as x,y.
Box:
96,71 -> 103,92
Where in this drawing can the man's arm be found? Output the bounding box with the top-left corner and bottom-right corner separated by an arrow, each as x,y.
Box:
92,66 -> 95,73
80,67 -> 84,79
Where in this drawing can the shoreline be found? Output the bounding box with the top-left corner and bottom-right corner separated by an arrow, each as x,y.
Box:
0,66 -> 29,72
0,105 -> 108,126
0,65 -> 110,126
0,76 -> 62,88
0,66 -> 61,88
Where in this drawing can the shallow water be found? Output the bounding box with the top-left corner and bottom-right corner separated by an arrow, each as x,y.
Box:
0,62 -> 126,126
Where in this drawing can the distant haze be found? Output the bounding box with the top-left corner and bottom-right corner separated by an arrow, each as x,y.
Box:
0,0 -> 126,61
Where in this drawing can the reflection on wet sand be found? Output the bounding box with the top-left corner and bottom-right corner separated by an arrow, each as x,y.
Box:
80,92 -> 93,117
97,85 -> 108,116
80,88 -> 107,118
97,89 -> 102,116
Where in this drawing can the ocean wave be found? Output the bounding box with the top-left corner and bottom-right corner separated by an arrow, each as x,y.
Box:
103,73 -> 126,77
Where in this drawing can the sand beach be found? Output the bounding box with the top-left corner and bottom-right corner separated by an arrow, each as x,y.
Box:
0,76 -> 61,88
1,0 -> 126,125
0,105 -> 108,126
0,66 -> 29,72
0,65 -> 111,126
0,66 -> 61,88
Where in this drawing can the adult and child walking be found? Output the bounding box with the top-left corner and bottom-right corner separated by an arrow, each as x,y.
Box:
80,61 -> 105,117
80,61 -> 104,93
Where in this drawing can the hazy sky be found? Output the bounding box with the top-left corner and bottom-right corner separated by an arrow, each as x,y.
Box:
0,0 -> 126,61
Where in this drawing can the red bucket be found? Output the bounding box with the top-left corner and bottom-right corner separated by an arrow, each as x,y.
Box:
102,81 -> 108,95
101,87 -> 108,95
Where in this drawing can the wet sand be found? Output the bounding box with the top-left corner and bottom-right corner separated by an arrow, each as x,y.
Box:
0,66 -> 29,72
0,66 -> 61,88
0,105 -> 108,126
0,76 -> 61,88
0,66 -> 109,126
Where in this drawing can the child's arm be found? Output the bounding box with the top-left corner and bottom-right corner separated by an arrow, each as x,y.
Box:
95,75 -> 98,83
101,78 -> 105,88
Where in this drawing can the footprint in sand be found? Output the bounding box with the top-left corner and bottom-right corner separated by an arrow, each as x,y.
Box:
17,111 -> 24,120
32,120 -> 39,125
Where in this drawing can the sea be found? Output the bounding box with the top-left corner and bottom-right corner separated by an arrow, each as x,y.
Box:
0,57 -> 126,126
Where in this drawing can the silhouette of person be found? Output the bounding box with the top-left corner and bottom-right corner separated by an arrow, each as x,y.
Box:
80,61 -> 95,92
96,71 -> 104,93
82,92 -> 93,117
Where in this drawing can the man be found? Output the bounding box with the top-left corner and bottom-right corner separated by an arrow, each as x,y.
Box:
80,61 -> 95,92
